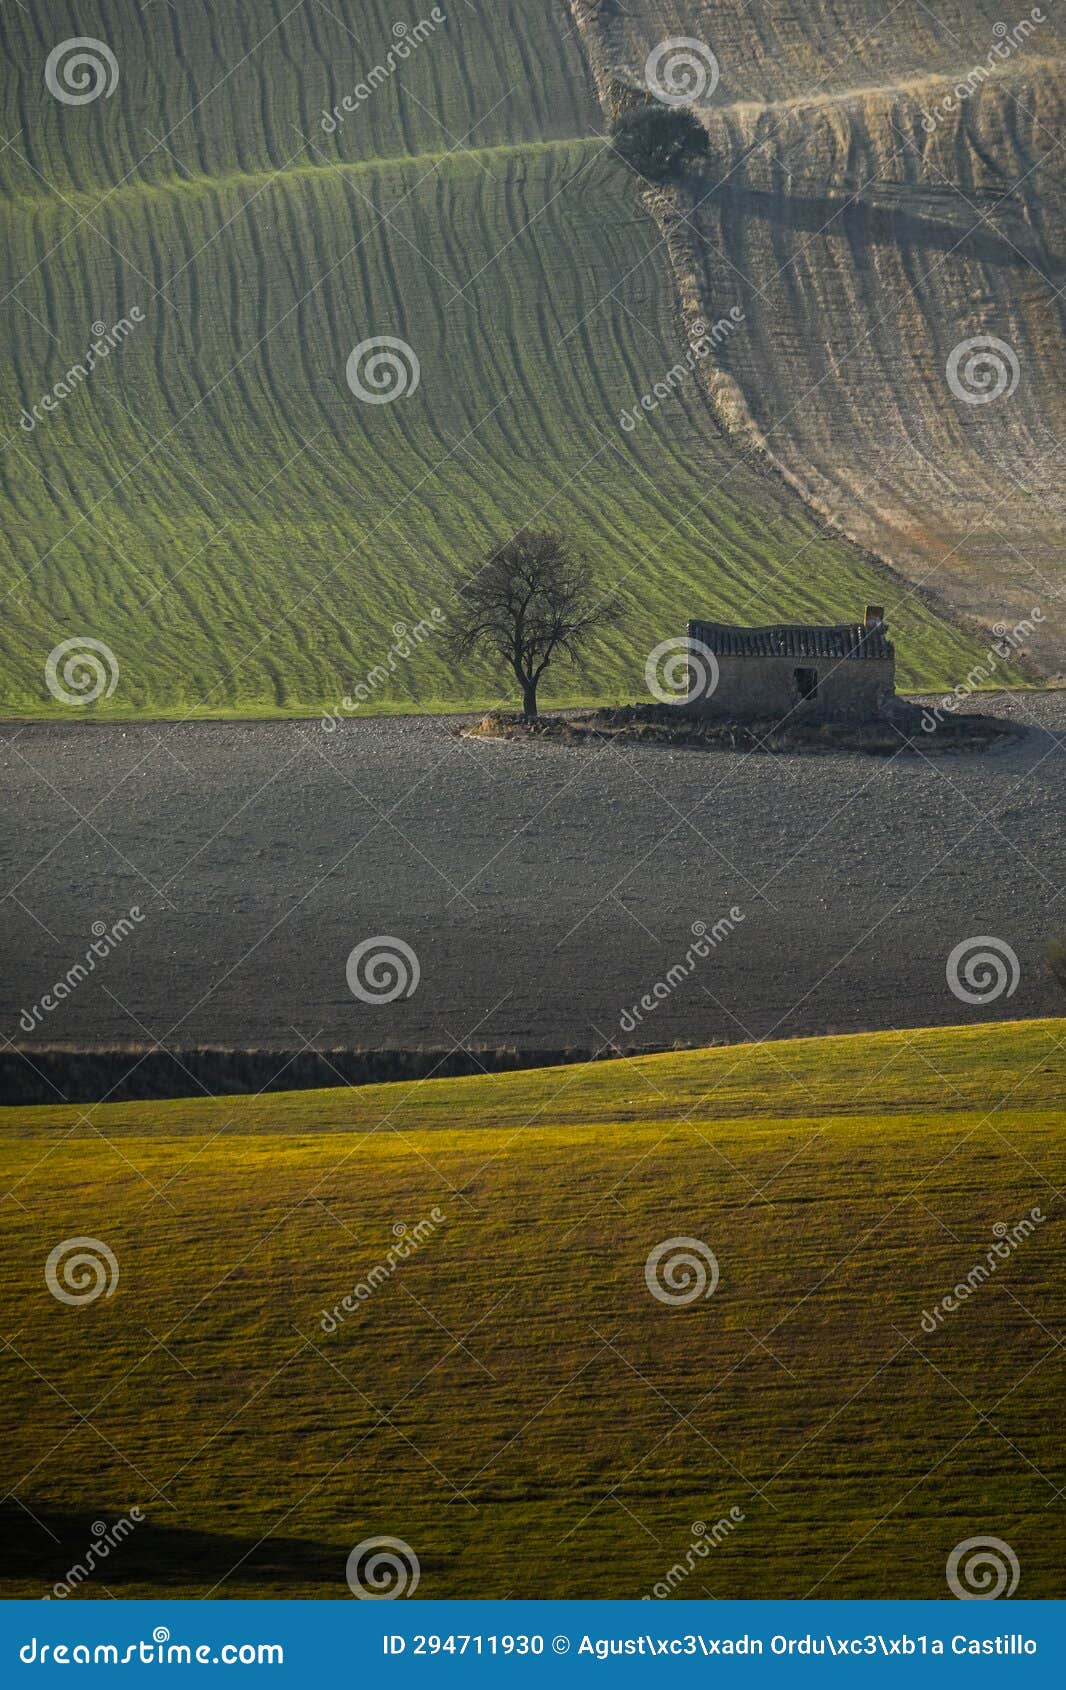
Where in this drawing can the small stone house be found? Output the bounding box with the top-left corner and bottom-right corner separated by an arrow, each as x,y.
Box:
686,605 -> 895,720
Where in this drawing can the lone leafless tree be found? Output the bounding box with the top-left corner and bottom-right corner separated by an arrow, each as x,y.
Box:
450,529 -> 613,718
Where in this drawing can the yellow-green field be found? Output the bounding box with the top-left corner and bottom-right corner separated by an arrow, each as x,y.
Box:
1,1018 -> 1063,1598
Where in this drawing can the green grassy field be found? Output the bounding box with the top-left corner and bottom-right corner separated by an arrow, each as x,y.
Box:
2,1018 -> 1062,1598
0,2 -> 1005,718
0,0 -> 596,193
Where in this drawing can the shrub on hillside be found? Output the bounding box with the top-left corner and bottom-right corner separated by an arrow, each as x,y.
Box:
610,105 -> 711,180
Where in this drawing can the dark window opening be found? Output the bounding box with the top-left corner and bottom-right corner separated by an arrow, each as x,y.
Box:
795,667 -> 819,700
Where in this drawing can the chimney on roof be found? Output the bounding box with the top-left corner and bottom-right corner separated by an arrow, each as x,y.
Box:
864,604 -> 885,628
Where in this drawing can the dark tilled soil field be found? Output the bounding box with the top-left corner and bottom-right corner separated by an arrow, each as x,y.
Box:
2,695 -> 1063,1074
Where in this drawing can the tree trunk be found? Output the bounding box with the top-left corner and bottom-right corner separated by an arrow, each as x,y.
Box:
521,677 -> 539,719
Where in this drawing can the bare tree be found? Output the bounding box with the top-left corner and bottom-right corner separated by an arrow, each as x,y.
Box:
450,529 -> 613,718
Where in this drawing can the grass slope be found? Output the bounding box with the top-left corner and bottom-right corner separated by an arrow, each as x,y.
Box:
0,0 -> 598,191
0,1 -> 1002,717
0,143 -> 988,717
1,1018 -> 1063,1597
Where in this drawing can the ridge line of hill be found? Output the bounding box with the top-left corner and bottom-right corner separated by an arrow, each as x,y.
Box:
9,50 -> 1058,218
3,1015 -> 1062,1121
0,132 -> 607,214
612,53 -> 1066,120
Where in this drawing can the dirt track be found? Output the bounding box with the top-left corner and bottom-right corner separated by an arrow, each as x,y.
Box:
2,696 -> 1062,1074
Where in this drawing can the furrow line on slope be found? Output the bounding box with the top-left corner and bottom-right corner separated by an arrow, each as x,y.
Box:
562,0 -> 900,586
564,0 -> 1066,670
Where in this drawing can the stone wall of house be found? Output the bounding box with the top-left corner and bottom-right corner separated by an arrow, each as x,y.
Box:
690,653 -> 895,720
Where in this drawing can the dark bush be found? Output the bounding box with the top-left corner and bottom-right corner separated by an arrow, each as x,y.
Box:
0,1043 -> 669,1105
1047,935 -> 1066,993
610,105 -> 711,180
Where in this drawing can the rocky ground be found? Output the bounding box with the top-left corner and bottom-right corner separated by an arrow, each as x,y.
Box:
463,700 -> 1022,753
1,693 -> 1062,1084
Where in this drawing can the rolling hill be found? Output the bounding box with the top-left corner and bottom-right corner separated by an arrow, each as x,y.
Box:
0,0 -> 1014,717
574,0 -> 1066,673
0,1018 -> 1062,1597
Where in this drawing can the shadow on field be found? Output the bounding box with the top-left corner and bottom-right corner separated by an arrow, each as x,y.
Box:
700,182 -> 1057,274
0,1042 -> 665,1105
1,1506 -> 343,1594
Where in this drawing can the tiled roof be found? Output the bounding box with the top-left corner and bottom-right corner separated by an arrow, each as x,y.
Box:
688,619 -> 893,661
